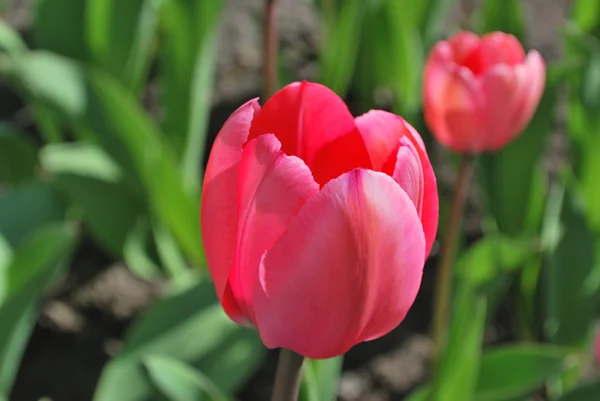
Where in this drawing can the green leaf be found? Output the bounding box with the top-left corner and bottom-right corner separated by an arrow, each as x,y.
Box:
40,142 -> 122,181
383,1 -> 424,118
480,77 -> 557,236
0,183 -> 65,248
94,277 -> 264,401
0,223 -> 76,395
153,223 -> 188,281
86,0 -> 161,93
404,386 -> 430,401
33,0 -> 88,60
475,345 -> 572,400
582,49 -> 600,113
3,52 -> 205,266
159,0 -> 223,193
300,357 -> 343,401
319,0 -> 366,97
0,19 -> 26,54
431,284 -> 487,401
555,379 -> 600,401
456,234 -> 534,288
53,175 -> 142,257
0,234 -> 11,279
478,0 -> 526,43
573,0 -> 600,34
420,0 -> 455,47
41,142 -> 143,257
144,355 -> 229,401
124,217 -> 162,280
0,124 -> 38,185
563,27 -> 600,230
544,181 -> 600,347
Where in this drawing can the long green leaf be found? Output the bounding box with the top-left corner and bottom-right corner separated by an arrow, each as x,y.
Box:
0,223 -> 76,396
41,142 -> 144,258
94,277 -> 264,401
3,51 -> 205,266
431,284 -> 487,401
479,0 -> 526,43
0,183 -> 65,248
123,217 -> 163,280
144,355 -> 229,401
475,345 -> 572,400
319,0 -> 366,97
0,124 -> 37,186
0,19 -> 26,54
86,0 -> 161,93
555,379 -> 600,401
159,0 -> 223,193
544,181 -> 600,347
33,0 -> 88,60
572,0 -> 600,36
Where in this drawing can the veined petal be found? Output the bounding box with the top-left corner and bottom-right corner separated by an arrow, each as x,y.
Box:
228,134 -> 319,323
201,99 -> 260,306
248,81 -> 371,186
253,169 -> 425,359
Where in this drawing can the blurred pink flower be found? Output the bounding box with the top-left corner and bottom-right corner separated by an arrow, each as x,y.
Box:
201,81 -> 438,359
423,31 -> 546,153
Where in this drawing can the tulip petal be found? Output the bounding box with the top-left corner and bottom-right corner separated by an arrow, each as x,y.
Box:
424,44 -> 485,152
480,64 -> 521,150
448,31 -> 480,64
253,169 -> 425,359
463,32 -> 526,76
201,99 -> 260,308
229,134 -> 319,323
355,110 -> 409,172
509,51 -> 545,141
393,138 -> 423,214
248,81 -> 371,186
399,122 -> 439,257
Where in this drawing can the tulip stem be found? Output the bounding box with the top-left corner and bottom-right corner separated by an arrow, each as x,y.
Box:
431,153 -> 476,359
271,348 -> 305,401
263,0 -> 279,100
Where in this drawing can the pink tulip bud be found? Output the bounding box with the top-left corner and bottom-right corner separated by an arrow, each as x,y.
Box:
423,31 -> 546,153
201,82 -> 438,359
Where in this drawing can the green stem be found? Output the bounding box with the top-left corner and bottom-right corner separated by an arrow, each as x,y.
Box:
431,153 -> 476,359
271,349 -> 304,401
263,0 -> 278,100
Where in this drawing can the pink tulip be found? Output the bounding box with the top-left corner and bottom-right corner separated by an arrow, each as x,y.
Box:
423,31 -> 546,153
201,81 -> 438,359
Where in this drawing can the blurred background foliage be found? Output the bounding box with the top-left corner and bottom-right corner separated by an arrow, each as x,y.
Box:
0,0 -> 598,400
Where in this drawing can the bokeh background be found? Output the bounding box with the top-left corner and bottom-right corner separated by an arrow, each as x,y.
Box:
1,0 -> 599,400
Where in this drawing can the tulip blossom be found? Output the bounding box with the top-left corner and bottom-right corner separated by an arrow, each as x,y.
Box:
423,31 -> 545,153
201,81 -> 438,359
